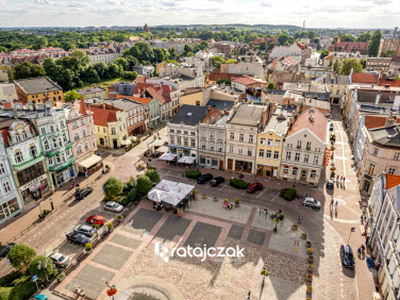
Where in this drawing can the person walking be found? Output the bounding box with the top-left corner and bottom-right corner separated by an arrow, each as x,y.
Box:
297,216 -> 302,224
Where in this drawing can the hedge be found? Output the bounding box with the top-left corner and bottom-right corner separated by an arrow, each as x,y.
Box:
280,188 -> 297,201
185,171 -> 201,179
229,179 -> 248,189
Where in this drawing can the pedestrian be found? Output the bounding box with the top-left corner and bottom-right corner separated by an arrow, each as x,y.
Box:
297,216 -> 301,224
340,176 -> 343,181
335,200 -> 339,208
331,199 -> 334,207
358,247 -> 361,255
343,177 -> 346,183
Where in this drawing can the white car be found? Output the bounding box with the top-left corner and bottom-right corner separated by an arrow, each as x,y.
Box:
104,201 -> 124,213
302,197 -> 321,209
47,251 -> 70,268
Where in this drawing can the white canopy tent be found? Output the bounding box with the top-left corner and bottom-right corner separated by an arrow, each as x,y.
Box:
177,156 -> 196,164
156,146 -> 169,153
147,180 -> 195,207
159,152 -> 177,161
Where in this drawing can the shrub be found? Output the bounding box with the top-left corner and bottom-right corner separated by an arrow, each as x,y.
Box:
145,169 -> 161,183
117,197 -> 130,206
235,197 -> 240,204
136,175 -> 153,196
103,177 -> 124,200
105,164 -> 110,169
107,223 -> 113,231
7,244 -> 36,269
280,188 -> 296,201
117,215 -> 124,220
43,209 -> 51,215
185,171 -> 201,179
28,256 -> 54,278
229,179 -> 248,189
127,188 -> 138,202
7,276 -> 37,300
85,243 -> 92,251
0,271 -> 24,287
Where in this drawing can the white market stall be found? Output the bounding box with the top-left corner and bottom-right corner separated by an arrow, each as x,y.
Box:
159,152 -> 177,161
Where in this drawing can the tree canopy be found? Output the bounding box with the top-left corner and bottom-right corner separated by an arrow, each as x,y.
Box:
136,175 -> 153,196
9,62 -> 45,80
210,56 -> 225,69
103,177 -> 124,200
7,244 -> 37,269
366,30 -> 381,57
340,58 -> 363,75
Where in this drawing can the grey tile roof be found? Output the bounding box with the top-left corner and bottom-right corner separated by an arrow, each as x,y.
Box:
368,126 -> 400,148
14,77 -> 62,94
104,98 -> 142,111
170,105 -> 208,125
228,105 -> 265,126
207,99 -> 234,111
263,107 -> 295,135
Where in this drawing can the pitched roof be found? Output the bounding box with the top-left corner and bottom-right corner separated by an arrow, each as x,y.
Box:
90,107 -> 119,126
104,98 -> 142,111
386,174 -> 400,190
232,76 -> 259,85
170,105 -> 208,126
287,109 -> 328,143
368,126 -> 400,148
352,73 -> 379,85
133,83 -> 154,94
364,115 -> 400,129
208,70 -> 243,82
203,107 -> 222,124
145,86 -> 172,105
79,98 -> 88,115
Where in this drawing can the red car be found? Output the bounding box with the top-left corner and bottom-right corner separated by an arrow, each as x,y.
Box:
86,215 -> 107,226
247,183 -> 263,194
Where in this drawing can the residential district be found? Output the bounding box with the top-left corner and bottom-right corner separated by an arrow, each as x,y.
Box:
0,25 -> 400,300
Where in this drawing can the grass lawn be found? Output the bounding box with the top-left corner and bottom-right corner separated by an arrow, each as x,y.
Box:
65,77 -> 132,93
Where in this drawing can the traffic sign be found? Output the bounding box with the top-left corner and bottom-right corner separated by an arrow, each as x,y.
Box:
32,275 -> 38,282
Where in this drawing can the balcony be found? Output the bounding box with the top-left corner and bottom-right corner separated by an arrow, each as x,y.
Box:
45,141 -> 73,157
49,156 -> 75,172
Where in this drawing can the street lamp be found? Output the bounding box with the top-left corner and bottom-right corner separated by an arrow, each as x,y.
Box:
37,259 -> 49,282
348,227 -> 356,244
259,259 -> 269,300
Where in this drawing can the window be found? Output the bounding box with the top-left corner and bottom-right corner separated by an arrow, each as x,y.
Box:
29,145 -> 37,158
44,140 -> 50,151
238,148 -> 243,155
310,170 -> 317,179
275,140 -> 280,147
15,134 -> 20,143
304,154 -> 309,163
217,145 -> 222,152
77,146 -> 82,154
306,141 -> 311,149
0,163 -> 4,174
170,137 -> 175,145
373,148 -> 379,156
259,149 -> 264,157
230,132 -> 235,140
286,151 -> 291,160
260,138 -> 265,145
274,151 -> 279,159
239,134 -> 244,142
83,130 -> 86,138
3,180 -> 11,193
58,138 -> 62,147
248,149 -> 253,156
268,139 -> 273,146
177,137 -> 181,145
191,132 -> 195,136
63,133 -> 67,142
394,153 -> 399,160
191,139 -> 195,147
297,140 -> 302,148
184,138 -> 188,147
210,143 -> 214,151
14,149 -> 24,164
388,168 -> 396,174
292,168 -> 298,175
202,142 -> 206,149
16,162 -> 45,186
266,150 -> 271,158
313,155 -> 319,164
295,153 -> 300,161
210,132 -> 214,139
48,157 -> 53,165
368,163 -> 375,175
229,145 -> 234,153
50,125 -> 54,132
177,130 -> 181,134
120,126 -> 123,131
41,127 -> 46,135
22,131 -> 27,139
249,135 -> 254,143
170,129 -> 175,133
184,131 -> 188,135
103,128 -> 106,133
74,133 -> 80,141
111,128 -> 116,135
85,142 -> 89,150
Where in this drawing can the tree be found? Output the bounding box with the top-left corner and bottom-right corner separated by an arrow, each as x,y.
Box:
277,33 -> 289,45
29,256 -> 54,278
145,169 -> 160,183
92,62 -> 108,79
64,90 -> 82,102
356,32 -> 371,42
103,177 -> 123,199
226,58 -> 237,64
340,58 -> 363,75
136,175 -> 153,196
333,60 -> 340,74
232,37 -> 239,43
70,50 -> 90,67
210,56 -> 225,69
127,188 -> 138,202
84,67 -> 101,83
107,63 -> 123,79
360,58 -> 366,69
8,244 -> 36,269
267,82 -> 276,89
114,57 -> 129,71
267,43 -> 275,51
366,30 -> 381,57
259,40 -> 267,50
320,49 -> 330,60
123,71 -> 138,80
342,34 -> 355,42
382,50 -> 397,57
12,62 -> 45,80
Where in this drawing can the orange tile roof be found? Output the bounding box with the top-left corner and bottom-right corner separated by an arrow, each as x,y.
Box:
352,73 -> 378,85
79,98 -> 88,115
288,109 -> 328,142
386,174 -> 400,190
91,107 -> 118,127
208,70 -> 243,81
364,115 -> 400,129
232,76 -> 259,85
145,86 -> 172,105
134,83 -> 155,94
109,94 -> 152,104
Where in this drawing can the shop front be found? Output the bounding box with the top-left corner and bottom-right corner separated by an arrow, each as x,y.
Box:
257,164 -> 278,178
76,154 -> 103,176
0,198 -> 22,224
235,160 -> 253,173
199,155 -> 223,169
19,174 -> 51,206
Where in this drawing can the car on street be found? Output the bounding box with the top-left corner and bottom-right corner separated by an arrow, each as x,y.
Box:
247,182 -> 263,193
302,197 -> 322,209
47,251 -> 71,268
104,201 -> 124,213
86,215 -> 107,226
197,173 -> 213,184
340,244 -> 355,268
74,224 -> 97,237
0,242 -> 15,260
210,176 -> 225,187
66,232 -> 91,246
326,179 -> 334,189
329,123 -> 334,131
75,187 -> 93,200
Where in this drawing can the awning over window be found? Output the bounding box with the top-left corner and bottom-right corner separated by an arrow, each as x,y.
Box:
177,156 -> 196,164
159,152 -> 177,161
76,154 -> 102,169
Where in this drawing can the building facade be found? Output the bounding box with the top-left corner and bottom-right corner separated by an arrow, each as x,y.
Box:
14,77 -> 64,105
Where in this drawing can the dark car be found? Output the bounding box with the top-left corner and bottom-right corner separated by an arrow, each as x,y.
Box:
66,232 -> 91,246
210,176 -> 225,187
247,183 -> 263,193
0,243 -> 15,260
197,173 -> 213,184
340,244 -> 355,268
329,123 -> 334,131
326,179 -> 334,189
75,187 -> 93,200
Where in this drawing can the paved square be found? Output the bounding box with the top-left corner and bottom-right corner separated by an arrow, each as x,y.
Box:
65,264 -> 115,299
91,244 -> 133,270
155,215 -> 192,242
247,229 -> 266,245
123,208 -> 163,235
109,234 -> 142,249
228,225 -> 244,240
184,222 -> 222,247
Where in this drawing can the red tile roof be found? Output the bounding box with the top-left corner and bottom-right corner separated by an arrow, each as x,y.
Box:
386,174 -> 400,190
145,86 -> 172,105
364,115 -> 400,129
232,76 -> 259,85
134,83 -> 155,95
90,107 -> 119,127
208,70 -> 243,82
352,73 -> 379,85
108,94 -> 152,104
79,98 -> 88,115
288,109 -> 328,142
136,77 -> 149,83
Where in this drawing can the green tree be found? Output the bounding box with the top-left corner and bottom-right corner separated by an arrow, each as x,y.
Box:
103,177 -> 124,200
145,169 -> 160,183
356,32 -> 371,42
136,175 -> 153,196
70,50 -> 90,67
64,90 -> 82,102
366,30 -> 382,57
333,60 -> 340,74
84,67 -> 101,83
232,37 -> 239,43
320,49 -> 330,60
267,82 -> 276,89
360,58 -> 366,69
29,256 -> 54,278
107,63 -> 123,79
123,71 -> 138,80
342,34 -> 355,42
259,40 -> 267,50
127,188 -> 138,202
340,58 -> 363,75
13,62 -> 44,80
267,43 -> 275,51
92,62 -> 108,79
277,33 -> 289,45
7,244 -> 36,269
114,57 -> 129,71
382,50 -> 397,57
210,56 -> 225,69
226,58 -> 237,64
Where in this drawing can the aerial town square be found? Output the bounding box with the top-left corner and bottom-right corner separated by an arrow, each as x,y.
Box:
0,1 -> 400,300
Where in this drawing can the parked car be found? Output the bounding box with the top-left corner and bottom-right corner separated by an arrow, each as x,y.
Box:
86,215 -> 107,226
74,224 -> 97,237
197,173 -> 213,184
0,243 -> 15,260
75,187 -> 93,200
326,179 -> 334,189
302,197 -> 322,209
247,183 -> 263,193
329,123 -> 334,131
66,232 -> 90,246
340,244 -> 355,268
104,201 -> 124,213
210,176 -> 225,187
47,251 -> 70,268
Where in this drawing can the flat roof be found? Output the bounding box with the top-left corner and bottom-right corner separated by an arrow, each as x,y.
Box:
14,77 -> 62,95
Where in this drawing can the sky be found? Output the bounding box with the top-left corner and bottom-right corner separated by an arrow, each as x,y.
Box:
0,0 -> 399,29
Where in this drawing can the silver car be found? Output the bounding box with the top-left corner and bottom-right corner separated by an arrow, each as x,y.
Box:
47,251 -> 70,268
302,197 -> 322,209
74,224 -> 96,237
104,201 -> 123,213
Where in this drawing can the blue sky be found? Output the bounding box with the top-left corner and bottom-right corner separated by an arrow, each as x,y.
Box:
0,0 -> 399,28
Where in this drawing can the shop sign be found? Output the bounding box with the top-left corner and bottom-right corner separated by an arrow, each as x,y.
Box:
29,182 -> 41,192
20,174 -> 47,191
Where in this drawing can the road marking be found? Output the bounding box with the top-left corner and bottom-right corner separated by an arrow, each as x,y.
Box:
256,189 -> 267,198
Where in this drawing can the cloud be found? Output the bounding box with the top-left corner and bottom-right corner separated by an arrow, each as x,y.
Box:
33,0 -> 51,5
260,1 -> 273,7
373,0 -> 392,4
159,0 -> 178,6
208,0 -> 224,2
67,1 -> 91,7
